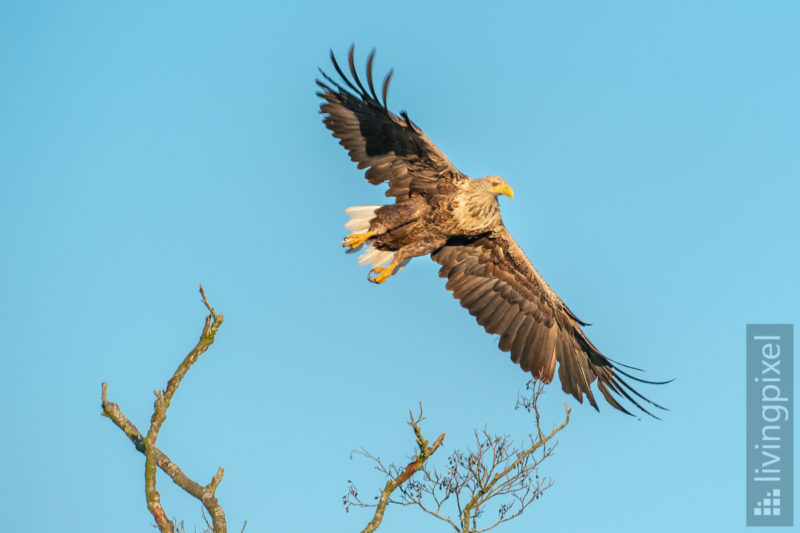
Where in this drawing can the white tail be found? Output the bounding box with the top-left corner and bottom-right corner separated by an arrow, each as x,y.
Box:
344,205 -> 380,234
344,205 -> 407,275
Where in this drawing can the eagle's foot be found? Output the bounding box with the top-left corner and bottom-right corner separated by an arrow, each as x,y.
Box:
368,264 -> 397,284
343,231 -> 374,250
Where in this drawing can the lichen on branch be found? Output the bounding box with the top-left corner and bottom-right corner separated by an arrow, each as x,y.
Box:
101,285 -> 229,533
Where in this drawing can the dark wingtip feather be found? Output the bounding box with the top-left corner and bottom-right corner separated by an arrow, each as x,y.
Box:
400,111 -> 420,133
611,380 -> 661,419
597,381 -> 634,417
366,49 -> 380,103
605,356 -> 646,372
587,345 -> 670,416
381,69 -> 393,109
603,372 -> 666,419
347,45 -> 369,98
329,48 -> 360,95
317,68 -> 349,97
615,366 -> 675,386
613,374 -> 670,412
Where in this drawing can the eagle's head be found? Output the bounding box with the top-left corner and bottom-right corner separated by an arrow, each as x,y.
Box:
477,175 -> 514,200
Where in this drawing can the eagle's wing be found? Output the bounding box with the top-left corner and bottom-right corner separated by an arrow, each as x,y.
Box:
317,46 -> 466,199
432,227 -> 668,418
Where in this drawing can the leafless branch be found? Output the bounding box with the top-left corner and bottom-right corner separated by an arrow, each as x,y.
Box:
344,406 -> 446,533
345,381 -> 570,532
101,284 -> 228,533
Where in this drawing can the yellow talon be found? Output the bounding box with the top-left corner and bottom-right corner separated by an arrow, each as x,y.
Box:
343,231 -> 374,250
368,264 -> 397,284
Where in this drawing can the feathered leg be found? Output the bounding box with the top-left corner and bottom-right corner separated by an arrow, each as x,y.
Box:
368,235 -> 448,284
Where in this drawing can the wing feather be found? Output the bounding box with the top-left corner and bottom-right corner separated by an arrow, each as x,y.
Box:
318,46 -> 467,199
511,317 -> 533,366
432,227 -> 667,418
476,295 -> 505,327
499,311 -> 526,352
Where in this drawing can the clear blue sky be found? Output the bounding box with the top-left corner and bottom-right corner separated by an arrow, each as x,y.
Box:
1,2 -> 798,532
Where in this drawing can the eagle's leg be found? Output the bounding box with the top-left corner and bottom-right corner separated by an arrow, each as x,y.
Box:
368,235 -> 448,284
368,263 -> 396,284
343,230 -> 374,250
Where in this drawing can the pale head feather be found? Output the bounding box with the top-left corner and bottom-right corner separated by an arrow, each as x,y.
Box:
472,175 -> 513,198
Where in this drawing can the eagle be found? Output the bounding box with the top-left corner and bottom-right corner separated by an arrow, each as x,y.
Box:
317,46 -> 667,417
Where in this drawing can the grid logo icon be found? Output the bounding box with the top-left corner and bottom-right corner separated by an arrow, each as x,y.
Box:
753,489 -> 781,517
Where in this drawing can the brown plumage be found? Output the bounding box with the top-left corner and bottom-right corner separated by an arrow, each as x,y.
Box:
317,46 -> 668,417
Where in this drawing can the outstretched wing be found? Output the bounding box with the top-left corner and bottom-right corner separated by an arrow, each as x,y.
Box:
317,46 -> 466,199
432,228 -> 668,418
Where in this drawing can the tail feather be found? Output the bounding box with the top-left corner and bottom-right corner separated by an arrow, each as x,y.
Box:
344,205 -> 382,219
344,205 -> 407,276
345,218 -> 371,233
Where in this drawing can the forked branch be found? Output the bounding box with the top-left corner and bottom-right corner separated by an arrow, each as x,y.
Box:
346,406 -> 446,533
101,285 -> 228,533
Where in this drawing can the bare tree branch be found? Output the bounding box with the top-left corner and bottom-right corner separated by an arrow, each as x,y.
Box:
347,406 -> 446,533
101,284 -> 228,533
345,381 -> 570,533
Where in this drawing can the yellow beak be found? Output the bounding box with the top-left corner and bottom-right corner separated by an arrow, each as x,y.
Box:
493,183 -> 514,199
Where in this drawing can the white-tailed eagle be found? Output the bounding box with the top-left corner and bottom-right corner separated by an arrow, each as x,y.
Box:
317,46 -> 668,417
